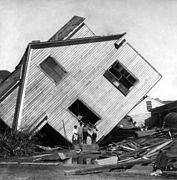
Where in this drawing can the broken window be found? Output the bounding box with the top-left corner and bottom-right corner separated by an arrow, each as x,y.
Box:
104,61 -> 137,95
68,99 -> 100,125
40,56 -> 67,84
146,101 -> 152,111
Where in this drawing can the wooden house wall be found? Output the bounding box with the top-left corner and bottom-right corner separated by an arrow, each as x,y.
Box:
19,37 -> 161,142
0,86 -> 19,127
0,67 -> 21,128
69,23 -> 95,38
0,23 -> 94,131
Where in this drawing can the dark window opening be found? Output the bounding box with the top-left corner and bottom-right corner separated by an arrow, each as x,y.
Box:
146,101 -> 152,111
40,56 -> 67,84
33,123 -> 72,148
104,61 -> 137,95
68,99 -> 100,125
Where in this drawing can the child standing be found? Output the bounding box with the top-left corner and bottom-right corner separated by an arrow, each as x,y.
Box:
72,125 -> 78,145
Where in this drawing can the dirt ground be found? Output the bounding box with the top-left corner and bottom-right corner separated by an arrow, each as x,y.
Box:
0,164 -> 176,180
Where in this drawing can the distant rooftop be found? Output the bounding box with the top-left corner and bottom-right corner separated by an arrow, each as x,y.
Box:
154,98 -> 175,105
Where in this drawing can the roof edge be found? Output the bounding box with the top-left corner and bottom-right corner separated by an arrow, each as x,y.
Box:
30,33 -> 126,49
48,16 -> 85,42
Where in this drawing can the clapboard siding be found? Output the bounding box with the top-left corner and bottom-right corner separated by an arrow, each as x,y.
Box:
30,24 -> 94,66
70,23 -> 95,39
0,86 -> 19,127
19,38 -> 161,142
19,24 -> 95,135
20,41 -> 115,134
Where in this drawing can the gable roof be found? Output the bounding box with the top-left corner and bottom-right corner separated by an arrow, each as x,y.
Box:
154,98 -> 174,105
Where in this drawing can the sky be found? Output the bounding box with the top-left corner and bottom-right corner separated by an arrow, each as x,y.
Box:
0,0 -> 177,100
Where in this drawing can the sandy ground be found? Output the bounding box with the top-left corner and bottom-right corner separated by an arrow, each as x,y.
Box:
0,164 -> 176,180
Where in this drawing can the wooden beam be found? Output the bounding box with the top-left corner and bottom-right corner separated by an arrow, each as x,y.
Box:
30,33 -> 126,49
64,157 -> 153,175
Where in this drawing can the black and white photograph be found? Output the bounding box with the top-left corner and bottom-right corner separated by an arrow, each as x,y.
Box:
0,0 -> 177,179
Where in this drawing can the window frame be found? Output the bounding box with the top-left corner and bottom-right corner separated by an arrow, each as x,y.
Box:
39,55 -> 67,85
104,60 -> 138,96
67,98 -> 101,125
146,101 -> 152,111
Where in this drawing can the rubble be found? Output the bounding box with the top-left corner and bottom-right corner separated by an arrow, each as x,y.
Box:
0,126 -> 177,178
64,128 -> 177,177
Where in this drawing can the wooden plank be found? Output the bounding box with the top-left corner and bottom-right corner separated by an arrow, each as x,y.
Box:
0,68 -> 21,99
103,169 -> 152,176
64,157 -> 153,175
21,162 -> 61,165
48,16 -> 85,41
0,162 -> 18,165
31,34 -> 126,49
96,156 -> 117,165
162,171 -> 177,176
144,139 -> 173,158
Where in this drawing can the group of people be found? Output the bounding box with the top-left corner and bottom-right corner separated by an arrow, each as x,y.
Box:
72,121 -> 98,145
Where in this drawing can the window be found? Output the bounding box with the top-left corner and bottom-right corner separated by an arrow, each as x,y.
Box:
146,101 -> 152,111
68,99 -> 100,125
40,56 -> 67,84
104,61 -> 137,95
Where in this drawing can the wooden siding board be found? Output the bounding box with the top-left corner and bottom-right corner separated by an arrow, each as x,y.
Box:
20,41 -> 116,136
20,24 -> 95,131
20,37 -> 161,142
67,43 -> 161,139
0,86 -> 19,127
70,24 -> 95,39
0,68 -> 21,100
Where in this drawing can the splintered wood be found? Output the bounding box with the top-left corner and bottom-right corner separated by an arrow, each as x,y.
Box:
65,129 -> 177,176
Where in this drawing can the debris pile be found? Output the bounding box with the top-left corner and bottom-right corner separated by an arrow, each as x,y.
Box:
64,128 -> 177,177
0,127 -> 177,178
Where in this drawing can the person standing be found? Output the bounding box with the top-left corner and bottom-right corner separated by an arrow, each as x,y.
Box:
77,122 -> 83,144
92,125 -> 98,144
83,123 -> 89,144
72,125 -> 78,145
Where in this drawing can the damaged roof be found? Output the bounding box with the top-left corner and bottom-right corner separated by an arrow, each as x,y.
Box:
48,16 -> 85,41
30,33 -> 126,49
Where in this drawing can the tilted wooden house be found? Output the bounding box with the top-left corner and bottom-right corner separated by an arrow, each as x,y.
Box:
0,16 -> 162,144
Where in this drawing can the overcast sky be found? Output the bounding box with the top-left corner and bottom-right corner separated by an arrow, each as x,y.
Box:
0,0 -> 177,100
